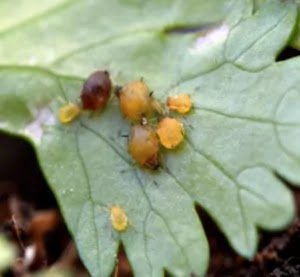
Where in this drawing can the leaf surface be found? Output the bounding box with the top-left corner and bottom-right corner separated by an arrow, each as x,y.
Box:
0,1 -> 300,276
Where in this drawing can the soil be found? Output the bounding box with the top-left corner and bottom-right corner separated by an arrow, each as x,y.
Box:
0,132 -> 300,277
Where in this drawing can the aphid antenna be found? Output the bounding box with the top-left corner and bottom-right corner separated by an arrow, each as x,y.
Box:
120,134 -> 129,138
114,85 -> 122,98
162,106 -> 170,116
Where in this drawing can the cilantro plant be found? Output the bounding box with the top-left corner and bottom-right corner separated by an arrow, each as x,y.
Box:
1,0 -> 300,276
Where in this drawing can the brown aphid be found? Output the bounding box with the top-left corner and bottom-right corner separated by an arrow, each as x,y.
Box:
128,125 -> 160,169
80,70 -> 112,110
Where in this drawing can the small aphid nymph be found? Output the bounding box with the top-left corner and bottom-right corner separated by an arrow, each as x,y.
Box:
157,117 -> 184,149
128,124 -> 160,169
110,205 -> 129,232
167,93 -> 192,114
118,80 -> 152,120
80,70 -> 112,110
58,103 -> 81,124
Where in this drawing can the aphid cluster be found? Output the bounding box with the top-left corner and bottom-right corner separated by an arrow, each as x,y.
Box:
58,70 -> 193,232
58,70 -> 193,171
117,80 -> 192,170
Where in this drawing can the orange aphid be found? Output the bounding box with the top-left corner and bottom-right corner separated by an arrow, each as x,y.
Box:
128,124 -> 159,169
167,93 -> 192,114
58,103 -> 81,124
157,117 -> 184,149
118,80 -> 152,120
110,205 -> 128,232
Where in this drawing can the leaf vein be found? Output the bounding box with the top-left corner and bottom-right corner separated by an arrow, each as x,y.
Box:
193,105 -> 300,126
228,10 -> 289,63
134,170 -> 191,270
80,121 -> 133,165
185,138 -> 250,249
74,127 -> 102,273
50,28 -> 158,66
0,0 -> 83,38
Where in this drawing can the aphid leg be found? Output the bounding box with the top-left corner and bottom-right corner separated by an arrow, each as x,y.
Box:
140,76 -> 144,82
158,154 -> 170,174
149,91 -> 154,97
118,128 -> 129,139
188,124 -> 195,130
114,85 -> 123,98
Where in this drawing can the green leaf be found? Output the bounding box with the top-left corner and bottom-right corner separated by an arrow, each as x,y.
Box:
0,235 -> 17,272
0,1 -> 299,276
289,0 -> 300,49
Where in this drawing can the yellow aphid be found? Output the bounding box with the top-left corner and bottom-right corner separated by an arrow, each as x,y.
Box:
167,93 -> 192,114
119,80 -> 152,120
58,103 -> 81,123
128,125 -> 160,169
110,205 -> 129,232
157,117 -> 184,149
